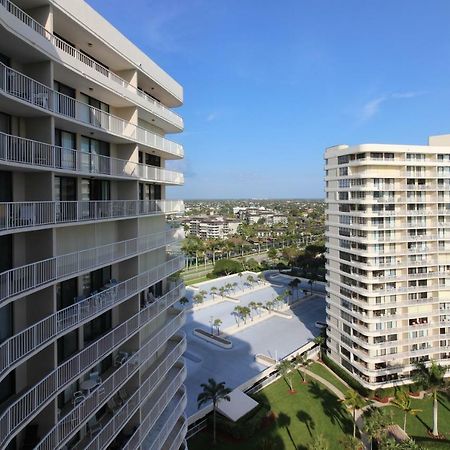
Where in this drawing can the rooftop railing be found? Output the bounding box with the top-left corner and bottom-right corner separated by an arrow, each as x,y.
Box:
0,62 -> 183,158
0,307 -> 185,449
0,0 -> 183,129
0,257 -> 184,383
0,228 -> 180,304
0,199 -> 184,232
0,132 -> 184,184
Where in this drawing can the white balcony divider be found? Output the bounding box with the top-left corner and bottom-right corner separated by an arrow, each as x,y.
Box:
143,393 -> 187,450
0,306 -> 185,449
0,132 -> 184,184
0,228 -> 180,303
100,366 -> 186,450
0,256 -> 184,384
35,331 -> 186,450
0,62 -> 183,158
0,0 -> 183,129
0,199 -> 184,232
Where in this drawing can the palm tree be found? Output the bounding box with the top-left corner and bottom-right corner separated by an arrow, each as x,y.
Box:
210,286 -> 218,299
248,301 -> 258,320
391,390 -> 422,432
363,407 -> 391,450
225,283 -> 233,295
342,389 -> 365,437
308,278 -> 314,294
213,318 -> 222,335
232,281 -> 238,292
241,306 -> 251,324
218,286 -> 226,298
246,274 -> 255,288
197,378 -> 231,445
277,359 -> 295,392
265,300 -> 274,312
233,306 -> 242,325
339,435 -> 362,450
257,272 -> 265,284
289,278 -> 301,300
200,289 -> 208,299
193,293 -> 204,306
256,302 -> 263,315
314,335 -> 326,360
412,360 -> 447,436
296,354 -> 312,383
179,296 -> 189,307
307,434 -> 329,450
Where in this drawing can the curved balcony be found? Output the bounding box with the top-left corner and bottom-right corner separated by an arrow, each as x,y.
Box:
0,0 -> 183,130
0,228 -> 180,304
0,132 -> 184,184
35,334 -> 186,450
0,307 -> 185,449
0,63 -> 183,158
0,256 -> 184,383
83,364 -> 186,450
0,199 -> 184,234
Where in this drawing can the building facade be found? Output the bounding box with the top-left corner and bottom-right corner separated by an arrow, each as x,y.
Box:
325,139 -> 450,389
0,1 -> 187,449
184,216 -> 241,240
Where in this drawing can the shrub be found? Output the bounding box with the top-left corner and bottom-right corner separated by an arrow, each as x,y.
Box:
322,354 -> 369,397
205,272 -> 217,279
213,259 -> 243,276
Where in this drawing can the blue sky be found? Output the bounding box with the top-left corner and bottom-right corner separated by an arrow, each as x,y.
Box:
88,0 -> 450,199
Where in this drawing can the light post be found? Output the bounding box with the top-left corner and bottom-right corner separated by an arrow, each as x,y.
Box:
209,316 -> 214,334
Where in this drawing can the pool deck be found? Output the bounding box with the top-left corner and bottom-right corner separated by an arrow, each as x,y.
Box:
182,272 -> 326,417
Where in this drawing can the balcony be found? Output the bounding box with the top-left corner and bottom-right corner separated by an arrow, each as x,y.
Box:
0,0 -> 183,131
83,364 -> 186,450
0,256 -> 184,383
0,228 -> 180,304
0,199 -> 184,234
0,306 -> 185,449
0,63 -> 183,158
0,132 -> 184,184
35,335 -> 186,450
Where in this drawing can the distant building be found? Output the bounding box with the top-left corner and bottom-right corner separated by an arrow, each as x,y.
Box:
236,207 -> 288,225
184,216 -> 241,239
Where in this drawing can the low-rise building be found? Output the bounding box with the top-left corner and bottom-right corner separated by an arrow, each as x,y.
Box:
184,216 -> 241,239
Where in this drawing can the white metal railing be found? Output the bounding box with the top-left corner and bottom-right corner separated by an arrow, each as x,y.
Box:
87,365 -> 186,450
0,0 -> 183,129
145,397 -> 187,450
0,199 -> 184,232
36,330 -> 186,450
0,256 -> 184,383
0,228 -> 179,303
0,62 -> 183,158
0,132 -> 184,184
0,306 -> 185,449
168,419 -> 188,450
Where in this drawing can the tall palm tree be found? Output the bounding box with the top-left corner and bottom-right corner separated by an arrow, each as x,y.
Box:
193,293 -> 204,306
342,389 -> 365,437
256,302 -> 263,315
412,360 -> 447,436
248,301 -> 258,320
197,378 -> 231,445
314,335 -> 326,360
232,281 -> 238,292
296,354 -> 312,383
363,407 -> 391,450
210,286 -> 218,299
277,359 -> 295,392
213,318 -> 222,335
218,286 -> 226,298
391,390 -> 421,432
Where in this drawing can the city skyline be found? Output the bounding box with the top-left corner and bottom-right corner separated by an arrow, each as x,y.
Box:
88,0 -> 450,199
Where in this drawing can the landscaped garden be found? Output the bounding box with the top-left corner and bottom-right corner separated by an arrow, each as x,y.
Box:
188,370 -> 354,450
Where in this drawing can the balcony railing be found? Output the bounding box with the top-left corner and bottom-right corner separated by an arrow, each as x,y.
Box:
0,132 -> 184,184
0,306 -> 185,449
36,333 -> 186,450
0,62 -> 183,158
0,199 -> 184,232
0,228 -> 180,303
143,392 -> 187,450
86,365 -> 186,450
168,420 -> 188,450
0,256 -> 184,383
0,0 -> 183,129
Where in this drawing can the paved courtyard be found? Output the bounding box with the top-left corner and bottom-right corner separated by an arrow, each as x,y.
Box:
182,272 -> 326,417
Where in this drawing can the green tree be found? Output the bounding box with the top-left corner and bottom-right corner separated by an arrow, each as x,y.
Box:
209,286 -> 218,299
277,359 -> 295,392
412,360 -> 447,436
248,301 -> 258,320
197,378 -> 231,445
314,335 -> 326,360
339,435 -> 362,450
213,259 -> 243,276
296,353 -> 312,383
391,390 -> 421,432
193,293 -> 204,306
179,296 -> 189,307
213,318 -> 222,335
342,389 -> 365,437
363,407 -> 391,450
268,247 -> 277,260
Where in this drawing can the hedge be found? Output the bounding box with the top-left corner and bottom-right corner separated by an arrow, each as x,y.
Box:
212,404 -> 270,439
322,354 -> 369,397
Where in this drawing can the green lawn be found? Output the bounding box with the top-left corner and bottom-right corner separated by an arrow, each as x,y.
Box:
184,275 -> 210,286
307,362 -> 349,395
384,391 -> 450,449
188,373 -> 354,450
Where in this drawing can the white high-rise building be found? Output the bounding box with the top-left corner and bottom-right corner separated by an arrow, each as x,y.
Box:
0,1 -> 187,448
325,136 -> 450,389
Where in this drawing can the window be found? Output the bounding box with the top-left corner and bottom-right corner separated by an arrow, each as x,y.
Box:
54,81 -> 76,117
55,129 -> 76,170
80,136 -> 110,174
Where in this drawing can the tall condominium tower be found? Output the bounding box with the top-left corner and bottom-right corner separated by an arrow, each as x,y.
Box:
325,136 -> 450,389
0,1 -> 187,449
